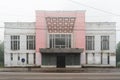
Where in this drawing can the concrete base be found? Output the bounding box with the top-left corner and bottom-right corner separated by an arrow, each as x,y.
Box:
41,65 -> 56,68
41,65 -> 82,68
0,67 -> 119,73
83,64 -> 116,68
66,65 -> 82,68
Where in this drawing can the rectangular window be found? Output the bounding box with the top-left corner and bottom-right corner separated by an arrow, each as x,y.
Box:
66,54 -> 80,65
33,53 -> 36,64
27,35 -> 35,50
108,53 -> 110,64
49,34 -> 71,48
101,53 -> 110,64
18,53 -> 20,61
26,53 -> 29,64
11,36 -> 20,50
86,36 -> 94,50
86,53 -> 88,64
10,53 -> 13,61
93,53 -> 95,64
42,54 -> 56,65
101,36 -> 109,50
101,53 -> 103,64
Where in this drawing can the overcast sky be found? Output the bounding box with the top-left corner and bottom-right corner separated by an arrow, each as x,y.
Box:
0,0 -> 120,43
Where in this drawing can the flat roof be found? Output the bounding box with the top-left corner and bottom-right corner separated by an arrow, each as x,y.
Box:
36,10 -> 86,12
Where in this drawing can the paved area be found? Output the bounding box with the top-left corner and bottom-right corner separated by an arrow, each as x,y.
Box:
0,68 -> 120,73
0,72 -> 120,80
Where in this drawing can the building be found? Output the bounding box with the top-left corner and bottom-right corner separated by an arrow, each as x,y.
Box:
4,22 -> 36,67
4,11 -> 116,68
85,22 -> 116,67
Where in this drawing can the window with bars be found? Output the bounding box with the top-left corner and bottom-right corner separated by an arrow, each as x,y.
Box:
26,53 -> 29,64
11,35 -> 20,50
101,36 -> 109,50
86,36 -> 94,50
101,53 -> 110,64
10,53 -> 13,61
18,53 -> 20,61
49,34 -> 71,48
27,35 -> 35,50
33,53 -> 36,64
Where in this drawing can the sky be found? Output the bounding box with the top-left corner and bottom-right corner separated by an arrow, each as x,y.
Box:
0,0 -> 120,43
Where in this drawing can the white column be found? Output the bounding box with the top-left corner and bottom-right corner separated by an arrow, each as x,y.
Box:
36,52 -> 41,66
81,52 -> 86,65
88,53 -> 93,64
95,35 -> 101,52
110,54 -> 116,66
20,53 -> 27,66
4,53 -> 10,67
102,53 -> 108,65
20,35 -> 26,52
110,35 -> 116,52
29,53 -> 34,65
13,53 -> 17,66
95,53 -> 101,64
4,35 -> 11,52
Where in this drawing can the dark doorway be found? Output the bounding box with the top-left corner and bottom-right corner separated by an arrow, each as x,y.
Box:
57,55 -> 65,68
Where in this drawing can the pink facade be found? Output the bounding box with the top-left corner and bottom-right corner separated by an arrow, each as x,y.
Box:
36,11 -> 86,66
36,11 -> 46,52
74,12 -> 85,51
36,11 -> 85,50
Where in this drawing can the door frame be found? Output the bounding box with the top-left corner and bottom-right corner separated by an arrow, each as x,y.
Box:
56,55 -> 65,68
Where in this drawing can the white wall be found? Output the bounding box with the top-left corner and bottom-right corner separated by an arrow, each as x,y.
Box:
85,22 -> 116,66
4,22 -> 36,67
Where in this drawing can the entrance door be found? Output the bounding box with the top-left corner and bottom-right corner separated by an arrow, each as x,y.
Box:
57,56 -> 65,68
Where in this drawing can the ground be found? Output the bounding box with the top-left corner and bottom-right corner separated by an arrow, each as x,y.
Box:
0,72 -> 120,80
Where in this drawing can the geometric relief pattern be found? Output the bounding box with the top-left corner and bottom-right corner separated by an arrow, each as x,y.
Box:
46,17 -> 76,33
